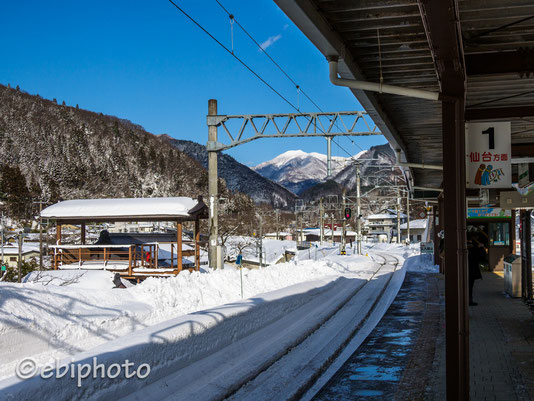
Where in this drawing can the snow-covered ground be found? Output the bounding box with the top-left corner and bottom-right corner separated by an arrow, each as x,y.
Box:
0,241 -> 437,399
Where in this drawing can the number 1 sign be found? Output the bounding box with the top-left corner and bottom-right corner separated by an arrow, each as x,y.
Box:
466,122 -> 511,189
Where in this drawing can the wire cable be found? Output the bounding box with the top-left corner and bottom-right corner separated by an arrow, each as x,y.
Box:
168,0 -> 367,165
167,0 -> 300,114
214,0 -> 326,113
213,0 -> 368,156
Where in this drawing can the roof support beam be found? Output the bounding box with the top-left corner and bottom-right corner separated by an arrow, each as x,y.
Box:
466,105 -> 534,120
466,50 -> 534,76
274,0 -> 409,158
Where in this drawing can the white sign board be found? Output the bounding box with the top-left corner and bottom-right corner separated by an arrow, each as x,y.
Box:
420,241 -> 434,254
466,122 -> 511,189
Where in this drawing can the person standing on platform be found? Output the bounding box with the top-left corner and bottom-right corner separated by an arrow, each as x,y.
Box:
467,233 -> 484,306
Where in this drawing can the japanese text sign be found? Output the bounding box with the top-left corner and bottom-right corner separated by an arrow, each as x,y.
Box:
466,122 -> 511,189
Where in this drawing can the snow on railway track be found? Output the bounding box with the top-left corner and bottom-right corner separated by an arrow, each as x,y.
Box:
125,253 -> 404,401
0,250 -> 407,401
225,253 -> 403,401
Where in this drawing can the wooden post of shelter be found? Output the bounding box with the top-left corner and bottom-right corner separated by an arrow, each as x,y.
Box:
195,217 -> 200,271
81,222 -> 86,245
128,246 -> 132,276
177,221 -> 183,273
170,243 -> 174,269
56,224 -> 62,245
55,223 -> 62,270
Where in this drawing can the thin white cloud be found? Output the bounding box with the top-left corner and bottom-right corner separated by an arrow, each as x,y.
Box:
259,34 -> 282,51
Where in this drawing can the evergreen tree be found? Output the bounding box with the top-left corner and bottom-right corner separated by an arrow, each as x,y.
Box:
0,164 -> 32,218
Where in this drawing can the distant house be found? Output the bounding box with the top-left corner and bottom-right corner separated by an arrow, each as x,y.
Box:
264,232 -> 292,241
108,222 -> 158,233
0,244 -> 40,268
364,210 -> 407,243
400,219 -> 429,243
303,228 -> 356,244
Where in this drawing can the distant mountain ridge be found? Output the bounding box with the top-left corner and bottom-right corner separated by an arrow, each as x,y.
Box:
0,84 -> 211,204
0,84 -> 291,215
161,137 -> 297,207
299,143 -> 397,201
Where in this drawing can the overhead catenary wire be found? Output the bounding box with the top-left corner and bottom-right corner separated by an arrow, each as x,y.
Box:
213,0 -> 367,157
166,0 -> 301,114
168,0 -> 367,165
214,0 -> 326,114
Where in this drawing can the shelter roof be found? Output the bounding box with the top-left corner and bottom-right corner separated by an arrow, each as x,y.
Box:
41,197 -> 208,222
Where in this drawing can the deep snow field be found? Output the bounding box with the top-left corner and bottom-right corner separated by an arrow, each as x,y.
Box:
0,240 -> 433,382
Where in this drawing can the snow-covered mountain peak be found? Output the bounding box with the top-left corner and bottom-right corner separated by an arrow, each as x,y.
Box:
253,149 -> 355,194
252,144 -> 394,196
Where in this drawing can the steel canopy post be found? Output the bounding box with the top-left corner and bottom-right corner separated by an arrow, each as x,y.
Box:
406,191 -> 410,243
396,189 -> 401,244
356,164 -> 362,254
443,92 -> 468,401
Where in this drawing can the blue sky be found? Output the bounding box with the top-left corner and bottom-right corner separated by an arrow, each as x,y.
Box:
1,0 -> 386,166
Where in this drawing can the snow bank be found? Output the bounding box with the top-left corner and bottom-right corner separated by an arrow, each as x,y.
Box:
22,270 -> 131,290
0,242 -> 414,396
0,277 -> 360,401
0,245 -> 375,380
404,254 -> 439,273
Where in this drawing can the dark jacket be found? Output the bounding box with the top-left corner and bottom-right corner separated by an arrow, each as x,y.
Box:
468,244 -> 484,281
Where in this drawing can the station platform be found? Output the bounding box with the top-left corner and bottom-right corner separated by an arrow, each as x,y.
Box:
315,270 -> 534,400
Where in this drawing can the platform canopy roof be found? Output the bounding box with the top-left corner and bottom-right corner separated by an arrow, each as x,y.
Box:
275,0 -> 534,193
41,197 -> 208,223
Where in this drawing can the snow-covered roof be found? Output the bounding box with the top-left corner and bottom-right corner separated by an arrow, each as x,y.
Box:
400,219 -> 428,230
265,232 -> 291,237
366,213 -> 395,220
303,228 -> 357,236
41,197 -> 207,221
0,244 -> 40,255
366,212 -> 407,220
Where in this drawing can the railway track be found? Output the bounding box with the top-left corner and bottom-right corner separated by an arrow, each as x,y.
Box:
225,253 -> 401,401
124,253 -> 403,401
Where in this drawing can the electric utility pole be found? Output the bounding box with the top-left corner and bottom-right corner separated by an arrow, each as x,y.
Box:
300,213 -> 304,245
258,214 -> 263,268
320,198 -> 324,245
37,201 -> 44,270
342,189 -> 347,254
275,209 -> 280,240
331,213 -> 335,244
207,99 -> 219,269
356,164 -> 362,255
18,233 -> 23,283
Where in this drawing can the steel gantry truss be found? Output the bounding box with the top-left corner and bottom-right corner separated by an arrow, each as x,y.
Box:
206,111 -> 381,151
206,100 -> 382,269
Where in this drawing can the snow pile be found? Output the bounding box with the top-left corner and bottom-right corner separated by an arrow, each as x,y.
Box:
22,270 -> 132,289
403,254 -> 439,273
0,244 -> 378,380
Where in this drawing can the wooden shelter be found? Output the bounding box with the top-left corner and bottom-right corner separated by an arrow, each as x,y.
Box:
40,196 -> 208,278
